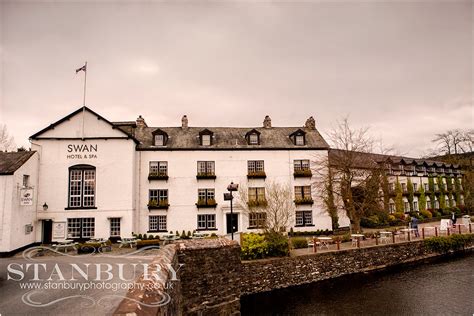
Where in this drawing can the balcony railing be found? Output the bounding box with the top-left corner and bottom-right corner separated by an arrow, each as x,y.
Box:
293,169 -> 312,178
148,172 -> 169,180
196,198 -> 218,208
294,197 -> 314,205
148,199 -> 169,210
247,171 -> 267,179
196,172 -> 217,180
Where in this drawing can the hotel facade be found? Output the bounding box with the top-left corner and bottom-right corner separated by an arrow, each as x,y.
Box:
16,106 -> 348,247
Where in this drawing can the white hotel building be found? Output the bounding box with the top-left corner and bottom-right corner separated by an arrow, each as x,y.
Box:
10,106 -> 348,248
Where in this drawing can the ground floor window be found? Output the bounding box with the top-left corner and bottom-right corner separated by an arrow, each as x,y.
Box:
197,214 -> 216,230
110,218 -> 121,237
389,202 -> 395,213
67,218 -> 95,238
413,201 -> 418,212
249,212 -> 266,228
295,210 -> 313,226
404,202 -> 410,213
149,215 -> 167,232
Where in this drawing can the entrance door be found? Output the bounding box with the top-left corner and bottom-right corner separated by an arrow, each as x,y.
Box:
42,220 -> 53,244
226,214 -> 238,234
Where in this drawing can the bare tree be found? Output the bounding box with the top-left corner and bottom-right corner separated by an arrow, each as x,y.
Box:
237,181 -> 295,233
0,124 -> 16,152
314,118 -> 386,232
460,129 -> 473,153
432,129 -> 472,155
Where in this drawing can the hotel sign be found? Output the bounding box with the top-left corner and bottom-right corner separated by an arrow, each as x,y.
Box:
66,144 -> 98,159
52,222 -> 66,239
20,188 -> 34,206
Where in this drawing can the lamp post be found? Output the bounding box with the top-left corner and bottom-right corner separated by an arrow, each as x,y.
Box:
225,182 -> 239,240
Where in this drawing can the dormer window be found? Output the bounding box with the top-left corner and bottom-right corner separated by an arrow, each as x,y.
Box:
199,129 -> 214,146
152,129 -> 168,146
289,129 -> 306,146
245,129 -> 261,145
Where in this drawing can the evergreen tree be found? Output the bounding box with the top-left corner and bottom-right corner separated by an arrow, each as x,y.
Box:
454,177 -> 462,205
428,177 -> 436,209
418,184 -> 427,211
395,179 -> 404,213
407,178 -> 414,211
439,193 -> 446,210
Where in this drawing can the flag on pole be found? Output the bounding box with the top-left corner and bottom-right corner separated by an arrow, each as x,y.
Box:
75,64 -> 87,74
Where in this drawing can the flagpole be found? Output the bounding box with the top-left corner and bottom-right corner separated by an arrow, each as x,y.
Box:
82,61 -> 87,139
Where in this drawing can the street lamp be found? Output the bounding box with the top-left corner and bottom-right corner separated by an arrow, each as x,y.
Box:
224,182 -> 239,240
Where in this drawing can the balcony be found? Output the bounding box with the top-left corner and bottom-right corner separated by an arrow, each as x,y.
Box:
293,169 -> 312,178
247,171 -> 267,179
247,199 -> 268,208
294,197 -> 314,205
196,198 -> 218,208
196,172 -> 216,180
148,172 -> 169,181
147,199 -> 169,210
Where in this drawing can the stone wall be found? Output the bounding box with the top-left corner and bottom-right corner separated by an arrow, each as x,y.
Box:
240,240 -> 473,295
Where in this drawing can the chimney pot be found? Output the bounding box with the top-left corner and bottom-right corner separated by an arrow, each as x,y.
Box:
305,116 -> 316,129
181,115 -> 188,129
136,115 -> 147,128
263,115 -> 272,128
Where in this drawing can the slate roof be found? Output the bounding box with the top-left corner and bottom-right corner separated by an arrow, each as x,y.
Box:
0,151 -> 36,175
131,126 -> 329,150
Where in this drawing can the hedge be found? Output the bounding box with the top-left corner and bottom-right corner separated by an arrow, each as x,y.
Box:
424,234 -> 474,253
136,239 -> 161,249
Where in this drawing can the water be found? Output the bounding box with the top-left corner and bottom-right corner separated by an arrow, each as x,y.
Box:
241,253 -> 474,316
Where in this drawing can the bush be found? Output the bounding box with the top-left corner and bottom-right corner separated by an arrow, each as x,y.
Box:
291,229 -> 332,237
187,231 -> 192,238
441,208 -> 451,216
241,233 -> 269,260
420,210 -> 433,219
431,210 -> 441,218
265,232 -> 289,257
424,234 -> 473,253
361,215 -> 381,228
136,239 -> 161,249
209,233 -> 218,239
291,237 -> 308,249
137,234 -> 143,239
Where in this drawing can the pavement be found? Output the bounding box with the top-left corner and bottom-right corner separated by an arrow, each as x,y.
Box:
0,248 -> 160,316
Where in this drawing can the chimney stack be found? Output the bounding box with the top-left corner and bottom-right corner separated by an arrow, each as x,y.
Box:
181,115 -> 188,129
305,116 -> 316,129
136,115 -> 147,128
263,115 -> 272,129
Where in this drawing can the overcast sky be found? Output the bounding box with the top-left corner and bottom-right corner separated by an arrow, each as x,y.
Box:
0,0 -> 472,156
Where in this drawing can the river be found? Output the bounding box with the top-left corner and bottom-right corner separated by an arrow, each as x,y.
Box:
241,253 -> 473,315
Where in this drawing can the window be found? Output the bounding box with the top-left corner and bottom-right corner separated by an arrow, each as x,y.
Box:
149,189 -> 168,203
413,183 -> 417,191
249,212 -> 266,228
413,201 -> 418,212
295,186 -> 312,200
248,160 -> 264,173
67,218 -> 95,239
389,183 -> 395,193
149,161 -> 168,176
295,135 -> 304,146
389,202 -> 395,213
110,218 -> 121,237
68,165 -> 96,208
434,199 -> 439,209
154,134 -> 164,146
294,159 -> 310,171
424,183 -> 429,191
401,183 -> 407,192
248,187 -> 266,202
202,135 -> 211,146
149,215 -> 167,232
249,134 -> 259,145
198,188 -> 215,201
296,211 -> 313,226
197,214 -> 216,230
23,175 -> 30,187
197,161 -> 215,175
404,202 -> 410,213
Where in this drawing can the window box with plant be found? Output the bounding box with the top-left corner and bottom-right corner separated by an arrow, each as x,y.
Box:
293,160 -> 312,178
148,199 -> 170,210
293,169 -> 312,178
196,172 -> 216,180
294,197 -> 314,205
196,198 -> 218,208
148,172 -> 169,181
247,171 -> 267,179
247,160 -> 266,179
247,199 -> 268,208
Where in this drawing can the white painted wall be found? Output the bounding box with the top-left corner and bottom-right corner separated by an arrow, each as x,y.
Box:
0,153 -> 38,252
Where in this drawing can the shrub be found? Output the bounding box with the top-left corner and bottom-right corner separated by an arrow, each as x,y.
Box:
181,230 -> 187,239
187,231 -> 192,238
291,237 -> 308,249
431,210 -> 441,218
136,239 -> 161,250
137,234 -> 143,239
420,210 -> 433,219
289,227 -> 294,237
361,215 -> 381,228
143,234 -> 148,240
265,232 -> 289,257
241,233 -> 269,260
424,234 -> 473,253
441,208 -> 451,216
388,214 -> 396,222
209,233 -> 218,239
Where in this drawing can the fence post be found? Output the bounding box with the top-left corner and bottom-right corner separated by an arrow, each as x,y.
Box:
447,227 -> 450,236
470,223 -> 472,234
422,228 -> 425,240
313,238 -> 317,253
435,226 -> 438,237
458,224 -> 461,234
375,235 -> 379,245
392,232 -> 396,244
337,240 -> 340,250
357,238 -> 360,248
407,230 -> 411,242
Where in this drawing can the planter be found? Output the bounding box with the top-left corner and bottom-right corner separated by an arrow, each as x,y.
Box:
196,173 -> 217,180
148,174 -> 169,181
293,170 -> 312,178
294,198 -> 314,205
247,172 -> 267,179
